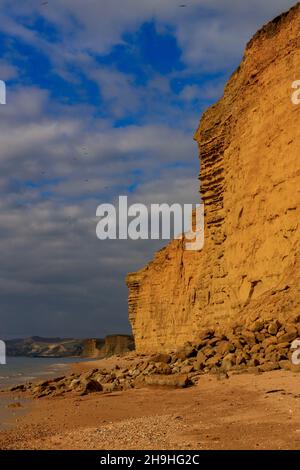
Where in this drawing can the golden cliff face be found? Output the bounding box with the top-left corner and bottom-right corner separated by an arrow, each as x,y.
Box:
127,3 -> 300,353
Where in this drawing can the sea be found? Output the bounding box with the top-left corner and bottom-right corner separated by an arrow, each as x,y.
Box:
0,356 -> 90,390
0,356 -> 93,430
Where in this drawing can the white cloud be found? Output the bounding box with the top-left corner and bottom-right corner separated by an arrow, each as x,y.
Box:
0,84 -> 199,336
1,0 -> 296,72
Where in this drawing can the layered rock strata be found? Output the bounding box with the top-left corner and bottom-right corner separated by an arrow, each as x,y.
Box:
127,3 -> 300,353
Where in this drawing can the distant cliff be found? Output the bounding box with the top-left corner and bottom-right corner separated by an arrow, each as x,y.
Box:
81,335 -> 135,358
6,335 -> 134,358
127,3 -> 300,353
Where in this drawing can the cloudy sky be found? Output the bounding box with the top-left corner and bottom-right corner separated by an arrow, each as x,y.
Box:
0,0 -> 296,339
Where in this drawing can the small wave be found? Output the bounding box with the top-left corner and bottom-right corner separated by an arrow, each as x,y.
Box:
48,363 -> 68,368
35,371 -> 53,376
4,373 -> 24,378
0,374 -> 35,381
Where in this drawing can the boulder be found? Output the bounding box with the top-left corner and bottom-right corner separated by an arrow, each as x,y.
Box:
80,379 -> 103,395
176,344 -> 197,360
268,320 -> 281,336
259,362 -> 280,372
150,353 -> 171,364
153,362 -> 172,375
249,320 -> 264,332
221,353 -> 236,371
144,374 -> 190,388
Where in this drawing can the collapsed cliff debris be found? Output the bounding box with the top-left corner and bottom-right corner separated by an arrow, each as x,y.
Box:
127,2 -> 300,353
9,314 -> 300,398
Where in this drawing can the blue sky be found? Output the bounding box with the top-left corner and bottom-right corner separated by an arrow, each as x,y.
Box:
0,0 -> 296,338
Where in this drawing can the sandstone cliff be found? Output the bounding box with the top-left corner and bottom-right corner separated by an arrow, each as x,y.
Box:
127,3 -> 300,353
81,335 -> 134,358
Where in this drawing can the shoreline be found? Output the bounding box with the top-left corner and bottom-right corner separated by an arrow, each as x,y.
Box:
0,355 -> 103,391
0,394 -> 32,432
1,354 -> 300,449
0,355 -> 101,431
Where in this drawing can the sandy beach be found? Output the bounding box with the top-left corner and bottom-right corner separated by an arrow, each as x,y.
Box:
1,355 -> 300,450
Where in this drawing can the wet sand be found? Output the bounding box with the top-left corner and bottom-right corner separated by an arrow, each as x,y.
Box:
0,396 -> 31,431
